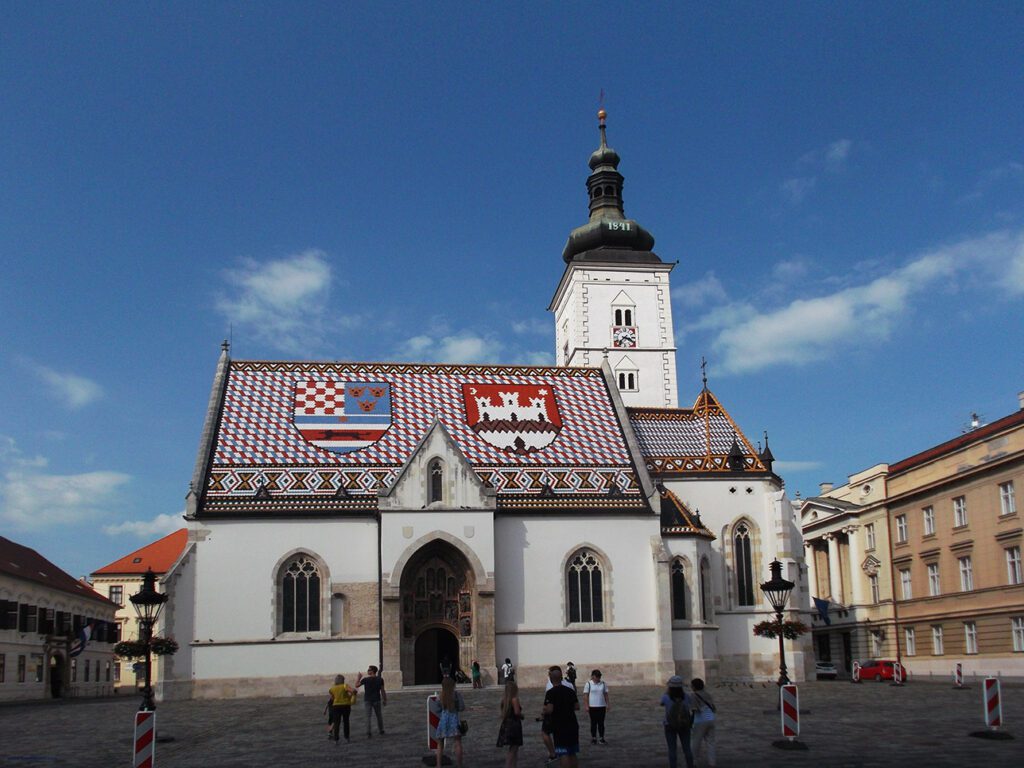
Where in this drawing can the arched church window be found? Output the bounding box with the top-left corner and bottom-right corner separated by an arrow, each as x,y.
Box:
671,559 -> 688,620
281,554 -> 321,633
429,459 -> 443,504
699,558 -> 712,622
734,523 -> 755,606
566,549 -> 604,623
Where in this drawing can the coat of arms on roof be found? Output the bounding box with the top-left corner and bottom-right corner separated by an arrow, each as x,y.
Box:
293,380 -> 392,454
461,384 -> 562,456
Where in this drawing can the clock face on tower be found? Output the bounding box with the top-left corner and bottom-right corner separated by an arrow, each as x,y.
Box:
611,326 -> 637,348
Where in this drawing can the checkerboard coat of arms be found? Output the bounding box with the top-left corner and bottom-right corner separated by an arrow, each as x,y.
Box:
293,381 -> 391,454
462,383 -> 562,455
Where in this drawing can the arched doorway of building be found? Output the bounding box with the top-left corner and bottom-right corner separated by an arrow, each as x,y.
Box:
49,653 -> 65,698
414,627 -> 459,685
398,539 -> 475,686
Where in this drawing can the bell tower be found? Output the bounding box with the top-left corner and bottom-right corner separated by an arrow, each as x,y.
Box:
549,110 -> 679,408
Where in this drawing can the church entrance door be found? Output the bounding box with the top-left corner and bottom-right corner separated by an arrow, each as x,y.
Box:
414,627 -> 459,685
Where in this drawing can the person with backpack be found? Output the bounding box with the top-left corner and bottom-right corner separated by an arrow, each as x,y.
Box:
500,658 -> 515,684
565,661 -> 578,689
689,678 -> 716,767
660,675 -> 694,768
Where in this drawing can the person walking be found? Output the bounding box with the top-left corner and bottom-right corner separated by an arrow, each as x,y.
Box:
542,666 -> 580,768
434,676 -> 466,768
661,675 -> 694,768
582,669 -> 609,744
500,657 -> 515,684
326,674 -> 357,743
472,660 -> 482,689
689,678 -> 716,767
495,680 -> 523,768
355,665 -> 387,737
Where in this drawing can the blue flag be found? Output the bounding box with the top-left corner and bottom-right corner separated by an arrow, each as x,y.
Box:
812,597 -> 831,625
69,621 -> 94,657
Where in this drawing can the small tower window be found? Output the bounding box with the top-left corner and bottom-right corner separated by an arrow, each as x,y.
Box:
623,308 -> 632,326
429,459 -> 444,504
614,309 -> 623,325
617,371 -> 637,391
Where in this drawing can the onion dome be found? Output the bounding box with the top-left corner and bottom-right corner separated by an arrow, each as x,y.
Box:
562,109 -> 659,264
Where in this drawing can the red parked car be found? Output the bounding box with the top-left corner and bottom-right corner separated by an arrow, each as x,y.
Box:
857,659 -> 908,682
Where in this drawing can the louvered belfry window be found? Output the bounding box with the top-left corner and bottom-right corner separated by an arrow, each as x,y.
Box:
282,555 -> 321,633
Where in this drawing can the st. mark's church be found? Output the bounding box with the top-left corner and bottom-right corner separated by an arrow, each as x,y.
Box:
161,113 -> 811,700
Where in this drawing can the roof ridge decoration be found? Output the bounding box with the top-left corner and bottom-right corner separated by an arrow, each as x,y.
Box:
627,389 -> 769,476
228,361 -> 605,377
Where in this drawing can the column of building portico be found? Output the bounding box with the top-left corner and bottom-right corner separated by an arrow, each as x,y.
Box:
843,525 -> 864,606
824,533 -> 844,604
803,540 -> 819,599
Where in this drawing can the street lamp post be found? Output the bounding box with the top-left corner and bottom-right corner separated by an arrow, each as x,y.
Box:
130,568 -> 168,711
760,559 -> 795,686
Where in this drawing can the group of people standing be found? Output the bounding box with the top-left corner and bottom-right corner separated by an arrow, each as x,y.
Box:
325,661 -> 716,768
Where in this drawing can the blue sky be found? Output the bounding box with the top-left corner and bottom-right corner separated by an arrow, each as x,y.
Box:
2,3 -> 1022,579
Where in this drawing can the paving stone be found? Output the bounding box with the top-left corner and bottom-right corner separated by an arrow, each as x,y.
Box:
0,680 -> 1021,767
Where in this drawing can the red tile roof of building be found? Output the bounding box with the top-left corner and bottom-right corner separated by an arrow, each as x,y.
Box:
889,408 -> 1024,476
0,536 -> 112,605
92,529 -> 188,576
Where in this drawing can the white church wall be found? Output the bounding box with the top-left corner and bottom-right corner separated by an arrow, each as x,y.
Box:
189,637 -> 379,699
192,518 -> 378,641
493,514 -> 665,684
158,541 -> 196,701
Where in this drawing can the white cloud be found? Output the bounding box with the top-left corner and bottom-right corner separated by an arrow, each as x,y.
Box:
510,317 -> 550,335
771,259 -> 810,283
217,250 -> 352,355
31,364 -> 103,408
104,512 -> 183,538
672,272 -> 727,307
395,332 -> 501,364
960,161 -> 1024,203
780,177 -> 816,205
824,139 -> 852,170
703,229 -> 1024,375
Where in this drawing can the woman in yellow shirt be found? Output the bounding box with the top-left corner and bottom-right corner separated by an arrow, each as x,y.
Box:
327,674 -> 358,742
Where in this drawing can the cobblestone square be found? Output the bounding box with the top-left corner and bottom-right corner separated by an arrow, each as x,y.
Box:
1,679 -> 1021,767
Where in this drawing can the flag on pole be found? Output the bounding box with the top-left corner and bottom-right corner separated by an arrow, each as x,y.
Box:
812,597 -> 831,625
70,621 -> 94,657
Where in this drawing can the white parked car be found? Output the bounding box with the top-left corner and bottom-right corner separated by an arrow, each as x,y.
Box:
815,661 -> 839,680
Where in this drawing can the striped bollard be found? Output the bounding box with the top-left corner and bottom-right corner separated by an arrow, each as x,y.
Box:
969,676 -> 1014,740
133,711 -> 155,768
891,662 -> 903,686
851,661 -> 861,684
427,694 -> 440,749
772,684 -> 807,749
953,662 -> 964,689
985,678 -> 1002,730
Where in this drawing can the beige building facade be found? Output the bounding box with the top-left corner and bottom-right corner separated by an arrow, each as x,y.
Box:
802,397 -> 1024,681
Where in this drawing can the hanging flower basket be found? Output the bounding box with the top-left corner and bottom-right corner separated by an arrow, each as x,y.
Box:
753,619 -> 809,640
113,636 -> 179,659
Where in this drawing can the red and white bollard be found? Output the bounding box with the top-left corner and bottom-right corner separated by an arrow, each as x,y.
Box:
984,677 -> 1003,730
133,711 -> 155,768
427,694 -> 441,750
891,662 -> 904,686
780,684 -> 799,740
954,662 -> 964,689
851,661 -> 861,683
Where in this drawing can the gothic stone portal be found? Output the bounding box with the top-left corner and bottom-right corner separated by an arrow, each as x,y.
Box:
391,539 -> 487,687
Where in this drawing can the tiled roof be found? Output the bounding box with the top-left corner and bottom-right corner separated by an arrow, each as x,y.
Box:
628,390 -> 766,474
889,408 -> 1024,476
0,536 -> 112,605
92,529 -> 188,575
201,361 -> 642,510
659,489 -> 715,538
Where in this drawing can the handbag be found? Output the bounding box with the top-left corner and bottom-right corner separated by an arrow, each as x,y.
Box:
458,719 -> 469,735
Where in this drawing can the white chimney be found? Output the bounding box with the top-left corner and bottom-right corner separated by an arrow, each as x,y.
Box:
1018,390 -> 1024,410
819,482 -> 833,494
